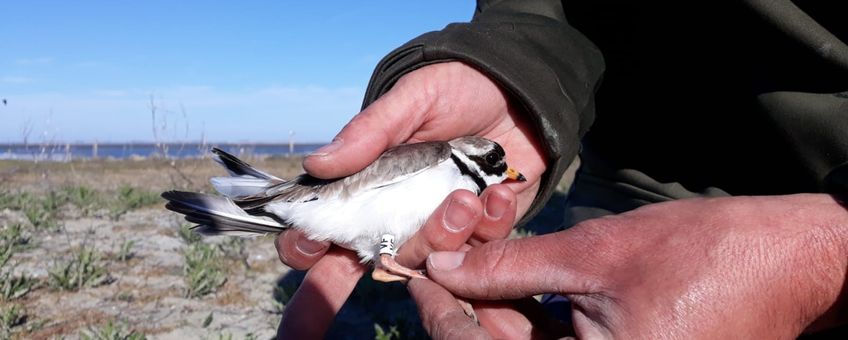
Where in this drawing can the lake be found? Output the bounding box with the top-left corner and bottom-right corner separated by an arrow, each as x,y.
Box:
0,143 -> 323,161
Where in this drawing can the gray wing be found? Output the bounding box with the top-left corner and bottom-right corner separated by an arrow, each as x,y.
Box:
234,141 -> 452,209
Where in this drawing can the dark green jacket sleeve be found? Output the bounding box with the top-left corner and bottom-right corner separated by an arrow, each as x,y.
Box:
362,0 -> 605,224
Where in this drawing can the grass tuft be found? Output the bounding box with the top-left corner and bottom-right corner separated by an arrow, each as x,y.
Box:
178,223 -> 202,245
183,243 -> 227,298
374,323 -> 401,340
0,224 -> 34,301
108,186 -> 160,220
61,185 -> 101,216
22,191 -> 62,230
0,304 -> 27,337
116,239 -> 136,262
48,245 -> 111,291
80,319 -> 146,340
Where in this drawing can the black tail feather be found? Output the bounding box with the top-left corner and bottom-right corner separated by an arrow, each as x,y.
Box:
161,190 -> 285,236
211,148 -> 278,180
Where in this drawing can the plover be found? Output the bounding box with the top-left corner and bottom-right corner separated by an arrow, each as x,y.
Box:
162,136 -> 525,281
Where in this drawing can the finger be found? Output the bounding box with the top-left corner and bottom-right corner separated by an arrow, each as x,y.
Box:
302,81 -> 431,179
426,233 -> 601,300
468,184 -> 517,246
275,229 -> 330,271
473,301 -> 533,339
395,189 -> 482,269
407,278 -> 491,340
277,247 -> 366,339
475,299 -> 573,339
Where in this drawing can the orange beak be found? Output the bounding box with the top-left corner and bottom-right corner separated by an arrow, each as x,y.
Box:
506,167 -> 526,182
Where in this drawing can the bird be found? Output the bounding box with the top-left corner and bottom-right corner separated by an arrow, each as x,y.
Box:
161,136 -> 526,282
2,99 -> 6,106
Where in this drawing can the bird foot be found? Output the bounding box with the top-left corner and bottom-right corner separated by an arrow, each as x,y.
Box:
371,254 -> 427,283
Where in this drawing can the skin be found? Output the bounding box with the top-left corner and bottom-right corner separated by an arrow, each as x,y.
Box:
276,62 -> 544,338
420,194 -> 848,339
275,62 -> 848,338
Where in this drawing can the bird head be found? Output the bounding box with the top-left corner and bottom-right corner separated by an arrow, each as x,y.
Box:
448,136 -> 526,190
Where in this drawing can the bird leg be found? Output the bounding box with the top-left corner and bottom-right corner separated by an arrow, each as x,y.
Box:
371,234 -> 479,323
371,234 -> 427,283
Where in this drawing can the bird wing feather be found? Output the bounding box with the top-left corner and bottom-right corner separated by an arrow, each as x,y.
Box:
234,141 -> 452,209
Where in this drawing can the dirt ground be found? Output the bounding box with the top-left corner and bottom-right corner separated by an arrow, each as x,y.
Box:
0,156 -> 571,339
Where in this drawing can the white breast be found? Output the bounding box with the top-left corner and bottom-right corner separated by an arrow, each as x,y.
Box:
264,160 -> 479,262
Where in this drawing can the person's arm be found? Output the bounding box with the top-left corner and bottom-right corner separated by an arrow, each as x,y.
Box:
362,0 -> 604,223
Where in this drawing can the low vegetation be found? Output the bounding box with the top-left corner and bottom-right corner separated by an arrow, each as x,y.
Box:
183,242 -> 227,298
0,224 -> 34,301
48,244 -> 111,291
79,319 -> 146,340
0,304 -> 27,337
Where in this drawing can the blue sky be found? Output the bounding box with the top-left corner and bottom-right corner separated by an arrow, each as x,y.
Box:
0,1 -> 475,143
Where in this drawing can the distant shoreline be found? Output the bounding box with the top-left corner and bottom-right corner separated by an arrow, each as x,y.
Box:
0,142 -> 323,161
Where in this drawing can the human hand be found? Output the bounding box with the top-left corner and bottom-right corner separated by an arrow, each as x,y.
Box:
275,61 -> 547,338
275,184 -> 519,339
412,194 -> 848,339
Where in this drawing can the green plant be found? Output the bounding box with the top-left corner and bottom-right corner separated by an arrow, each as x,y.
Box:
0,271 -> 34,301
108,186 -> 160,220
5,190 -> 66,230
0,191 -> 30,211
80,319 -> 146,340
0,304 -> 26,336
48,245 -> 111,291
0,190 -> 14,210
183,243 -> 227,298
270,281 -> 299,314
218,237 -> 249,269
61,185 -> 101,216
0,224 -> 30,254
211,332 -> 232,340
201,312 -> 213,328
115,291 -> 134,302
374,323 -> 400,340
178,223 -> 202,244
0,224 -> 34,301
509,227 -> 536,239
117,239 -> 136,262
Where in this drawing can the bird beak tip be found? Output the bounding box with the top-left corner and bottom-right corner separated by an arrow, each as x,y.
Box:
507,168 -> 526,182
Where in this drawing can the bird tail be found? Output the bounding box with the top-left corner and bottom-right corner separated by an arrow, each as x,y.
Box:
162,190 -> 287,237
209,147 -> 284,198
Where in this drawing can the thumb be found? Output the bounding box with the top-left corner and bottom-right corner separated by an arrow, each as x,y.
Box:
425,232 -> 601,300
302,80 -> 432,179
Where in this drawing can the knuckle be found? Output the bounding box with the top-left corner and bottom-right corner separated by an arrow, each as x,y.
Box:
477,241 -> 519,297
429,310 -> 479,340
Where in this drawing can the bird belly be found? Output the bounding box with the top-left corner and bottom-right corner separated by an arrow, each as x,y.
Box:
265,161 -> 479,262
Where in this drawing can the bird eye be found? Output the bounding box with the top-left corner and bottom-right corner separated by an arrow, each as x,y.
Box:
485,152 -> 499,165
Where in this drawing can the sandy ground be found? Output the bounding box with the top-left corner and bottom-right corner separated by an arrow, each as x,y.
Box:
0,156 -> 572,339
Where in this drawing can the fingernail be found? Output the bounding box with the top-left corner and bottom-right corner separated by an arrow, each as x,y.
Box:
296,236 -> 327,256
484,193 -> 510,220
428,251 -> 466,271
309,138 -> 343,157
444,199 -> 475,232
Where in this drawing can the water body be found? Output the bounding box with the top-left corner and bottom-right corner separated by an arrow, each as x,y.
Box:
0,143 -> 323,161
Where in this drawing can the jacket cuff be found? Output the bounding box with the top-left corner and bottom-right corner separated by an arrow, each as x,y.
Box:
362,22 -> 603,225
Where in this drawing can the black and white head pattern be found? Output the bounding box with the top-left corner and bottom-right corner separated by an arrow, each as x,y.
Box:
448,136 -> 509,193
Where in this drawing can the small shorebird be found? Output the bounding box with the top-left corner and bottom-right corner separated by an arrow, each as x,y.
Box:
162,136 -> 525,281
